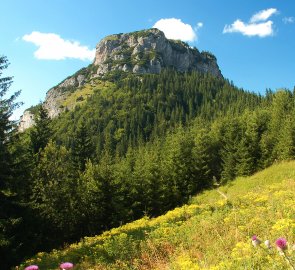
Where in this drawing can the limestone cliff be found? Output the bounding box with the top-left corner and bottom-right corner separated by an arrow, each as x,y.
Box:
18,110 -> 35,132
93,28 -> 222,77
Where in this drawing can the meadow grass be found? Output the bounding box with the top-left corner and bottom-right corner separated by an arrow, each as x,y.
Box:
61,80 -> 114,109
19,161 -> 295,269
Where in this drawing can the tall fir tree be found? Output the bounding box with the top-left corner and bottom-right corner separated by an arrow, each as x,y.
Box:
71,119 -> 93,171
0,56 -> 23,269
31,141 -> 79,243
30,104 -> 52,155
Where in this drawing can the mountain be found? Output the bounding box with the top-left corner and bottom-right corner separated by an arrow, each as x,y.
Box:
18,161 -> 295,269
20,28 -> 222,123
10,27 -> 295,270
93,28 -> 222,77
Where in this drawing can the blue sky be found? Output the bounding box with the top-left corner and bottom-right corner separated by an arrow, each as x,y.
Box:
1,0 -> 295,118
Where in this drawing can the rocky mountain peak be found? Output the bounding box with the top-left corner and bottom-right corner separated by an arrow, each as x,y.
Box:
93,28 -> 222,77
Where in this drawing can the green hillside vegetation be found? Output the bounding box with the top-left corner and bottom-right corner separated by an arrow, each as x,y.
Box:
61,80 -> 114,109
19,161 -> 295,269
52,70 -> 261,158
2,58 -> 295,270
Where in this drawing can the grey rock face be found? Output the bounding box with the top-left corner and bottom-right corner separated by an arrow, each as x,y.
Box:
44,87 -> 67,118
44,74 -> 86,118
18,110 -> 35,132
93,28 -> 222,78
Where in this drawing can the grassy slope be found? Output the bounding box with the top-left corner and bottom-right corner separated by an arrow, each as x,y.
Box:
19,161 -> 295,270
61,80 -> 115,110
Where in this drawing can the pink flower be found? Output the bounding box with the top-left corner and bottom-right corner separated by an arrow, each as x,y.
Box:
275,237 -> 287,251
25,266 -> 39,270
60,262 -> 74,269
251,235 -> 261,247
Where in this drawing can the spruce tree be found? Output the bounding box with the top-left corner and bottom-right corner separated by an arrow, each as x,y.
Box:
71,119 -> 93,171
30,104 -> 52,155
0,56 -> 23,269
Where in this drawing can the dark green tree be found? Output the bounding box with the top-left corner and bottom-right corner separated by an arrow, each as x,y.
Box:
30,104 -> 52,155
71,119 -> 93,171
31,141 -> 79,243
78,152 -> 116,235
0,56 -> 23,269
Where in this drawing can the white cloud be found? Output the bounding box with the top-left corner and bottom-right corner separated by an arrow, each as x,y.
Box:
223,8 -> 278,38
223,20 -> 274,37
197,22 -> 203,28
153,18 -> 200,42
23,31 -> 95,61
250,8 -> 278,23
283,17 -> 294,24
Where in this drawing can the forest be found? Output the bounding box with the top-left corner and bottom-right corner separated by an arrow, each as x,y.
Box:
1,55 -> 295,269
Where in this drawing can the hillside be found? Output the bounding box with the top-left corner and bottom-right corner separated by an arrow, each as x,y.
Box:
50,70 -> 261,158
8,28 -> 295,270
19,161 -> 295,269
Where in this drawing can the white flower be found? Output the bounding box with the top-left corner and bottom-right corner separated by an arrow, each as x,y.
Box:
264,240 -> 272,249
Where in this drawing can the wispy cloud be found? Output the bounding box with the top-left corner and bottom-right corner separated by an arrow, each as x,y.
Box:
153,18 -> 202,42
250,8 -> 278,23
223,8 -> 278,38
23,31 -> 95,61
283,17 -> 294,24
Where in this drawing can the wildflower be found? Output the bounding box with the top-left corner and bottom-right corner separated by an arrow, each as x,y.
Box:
251,235 -> 261,247
276,237 -> 287,252
25,266 -> 39,270
264,240 -> 272,249
60,262 -> 74,269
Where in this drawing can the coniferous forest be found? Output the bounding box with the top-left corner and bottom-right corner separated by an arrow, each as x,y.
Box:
1,55 -> 295,269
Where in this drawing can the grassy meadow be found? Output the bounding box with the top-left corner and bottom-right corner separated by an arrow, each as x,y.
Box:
19,161 -> 295,269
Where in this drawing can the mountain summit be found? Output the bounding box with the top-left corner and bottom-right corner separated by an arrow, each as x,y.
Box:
93,28 -> 222,77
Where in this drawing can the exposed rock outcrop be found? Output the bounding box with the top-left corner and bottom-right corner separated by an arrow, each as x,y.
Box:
18,110 -> 35,132
93,28 -> 222,77
44,74 -> 86,118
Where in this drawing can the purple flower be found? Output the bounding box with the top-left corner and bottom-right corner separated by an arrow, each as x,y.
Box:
60,262 -> 74,269
25,266 -> 39,270
275,237 -> 287,251
251,235 -> 261,247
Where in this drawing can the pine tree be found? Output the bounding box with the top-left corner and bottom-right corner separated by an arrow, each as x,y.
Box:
71,119 -> 93,171
78,152 -> 116,235
0,56 -> 23,269
31,141 -> 78,242
30,104 -> 52,155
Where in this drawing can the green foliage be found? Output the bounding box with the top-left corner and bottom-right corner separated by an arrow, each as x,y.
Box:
18,161 -> 295,270
8,68 -> 295,269
25,104 -> 42,115
30,105 -> 52,155
104,34 -> 121,41
0,55 -> 25,269
53,70 -> 261,159
31,141 -> 79,239
71,120 -> 93,171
